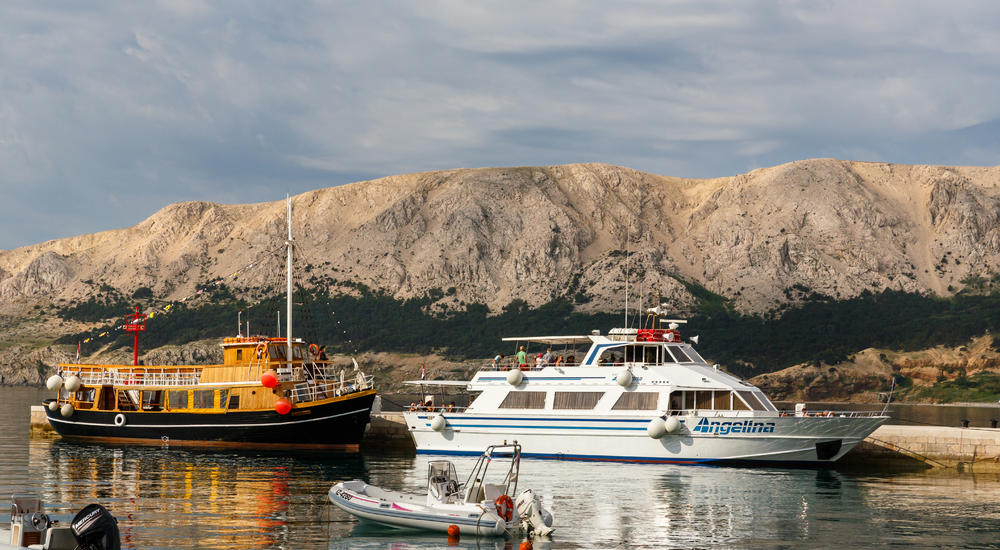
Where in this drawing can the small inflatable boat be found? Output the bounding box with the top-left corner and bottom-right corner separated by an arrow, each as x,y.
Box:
329,443 -> 553,537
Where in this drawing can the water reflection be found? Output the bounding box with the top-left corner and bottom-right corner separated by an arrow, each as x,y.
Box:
3,387 -> 1000,549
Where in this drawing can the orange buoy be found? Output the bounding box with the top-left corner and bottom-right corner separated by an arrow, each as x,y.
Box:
261,370 -> 278,388
274,397 -> 292,415
519,541 -> 533,550
447,524 -> 460,537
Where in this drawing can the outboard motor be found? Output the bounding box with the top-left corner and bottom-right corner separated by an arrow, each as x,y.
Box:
515,489 -> 554,537
71,504 -> 121,550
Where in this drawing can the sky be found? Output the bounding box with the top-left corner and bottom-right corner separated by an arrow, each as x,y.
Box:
2,1 -> 999,250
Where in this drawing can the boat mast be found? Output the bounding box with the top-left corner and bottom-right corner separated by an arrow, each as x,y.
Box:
286,195 -> 293,365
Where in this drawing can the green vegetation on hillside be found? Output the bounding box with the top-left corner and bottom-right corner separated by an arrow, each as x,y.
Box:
55,284 -> 1000,385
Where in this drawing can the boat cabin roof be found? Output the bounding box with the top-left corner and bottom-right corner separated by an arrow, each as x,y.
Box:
501,336 -> 593,345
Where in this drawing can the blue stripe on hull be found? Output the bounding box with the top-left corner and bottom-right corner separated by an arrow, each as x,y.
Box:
415,449 -> 835,468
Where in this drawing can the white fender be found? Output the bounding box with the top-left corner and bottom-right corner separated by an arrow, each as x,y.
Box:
64,375 -> 82,393
647,418 -> 667,439
60,403 -> 74,418
616,368 -> 633,387
506,368 -> 523,386
430,414 -> 447,432
46,375 -> 64,391
47,400 -> 59,411
665,416 -> 682,434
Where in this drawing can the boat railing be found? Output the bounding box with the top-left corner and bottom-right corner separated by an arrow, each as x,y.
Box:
776,409 -> 886,418
290,371 -> 374,403
67,368 -> 202,387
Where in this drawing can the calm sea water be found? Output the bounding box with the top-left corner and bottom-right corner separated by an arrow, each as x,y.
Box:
2,386 -> 999,549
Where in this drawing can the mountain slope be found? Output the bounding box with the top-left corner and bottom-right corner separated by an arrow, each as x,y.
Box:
2,159 -> 999,319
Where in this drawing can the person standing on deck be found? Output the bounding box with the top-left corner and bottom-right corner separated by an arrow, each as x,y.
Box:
492,354 -> 504,370
516,346 -> 527,368
542,348 -> 555,365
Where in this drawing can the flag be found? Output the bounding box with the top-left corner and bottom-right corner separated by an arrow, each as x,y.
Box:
421,363 -> 426,380
98,331 -> 107,337
76,341 -> 80,362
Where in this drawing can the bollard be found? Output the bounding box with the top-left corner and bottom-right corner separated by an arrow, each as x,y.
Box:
991,418 -> 998,429
960,418 -> 970,428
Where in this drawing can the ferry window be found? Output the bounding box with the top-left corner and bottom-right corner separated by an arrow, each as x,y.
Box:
737,390 -> 767,411
499,391 -> 546,409
611,392 -> 659,410
682,346 -> 705,363
755,393 -> 778,411
193,390 -> 215,409
75,388 -> 96,403
598,348 -> 624,366
643,346 -> 658,364
269,345 -> 287,360
141,390 -> 164,411
218,389 -> 229,409
713,391 -> 731,410
116,390 -> 139,412
293,346 -> 304,360
168,390 -> 189,409
668,392 -> 683,411
236,349 -> 243,361
228,394 -> 240,409
695,391 -> 713,409
733,394 -> 750,411
667,346 -> 693,363
553,392 -> 604,409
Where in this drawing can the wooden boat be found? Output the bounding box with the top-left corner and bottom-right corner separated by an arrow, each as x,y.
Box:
42,197 -> 377,449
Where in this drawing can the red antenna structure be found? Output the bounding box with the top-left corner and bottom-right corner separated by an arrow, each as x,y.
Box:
124,306 -> 146,366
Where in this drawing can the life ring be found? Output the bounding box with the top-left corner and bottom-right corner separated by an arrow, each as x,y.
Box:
309,343 -> 320,355
494,494 -> 514,522
255,343 -> 266,359
114,414 -> 126,427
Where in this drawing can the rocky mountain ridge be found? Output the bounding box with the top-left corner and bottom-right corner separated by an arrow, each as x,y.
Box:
2,159 -> 999,322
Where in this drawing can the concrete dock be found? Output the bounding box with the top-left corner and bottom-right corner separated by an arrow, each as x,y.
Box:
30,407 -> 1000,471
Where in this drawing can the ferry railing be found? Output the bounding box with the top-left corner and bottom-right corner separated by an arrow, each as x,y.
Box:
666,408 -> 885,418
290,371 -> 374,404
66,368 -> 202,387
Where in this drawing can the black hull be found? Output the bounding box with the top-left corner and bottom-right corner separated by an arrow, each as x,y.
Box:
44,391 -> 376,448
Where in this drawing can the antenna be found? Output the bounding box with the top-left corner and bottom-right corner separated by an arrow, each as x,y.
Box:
237,310 -> 242,337
286,195 -> 294,365
624,223 -> 629,328
277,311 -> 281,338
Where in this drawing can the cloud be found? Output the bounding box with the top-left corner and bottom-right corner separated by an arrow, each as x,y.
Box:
1,1 -> 999,249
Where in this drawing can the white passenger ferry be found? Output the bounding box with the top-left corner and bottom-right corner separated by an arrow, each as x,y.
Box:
405,315 -> 888,466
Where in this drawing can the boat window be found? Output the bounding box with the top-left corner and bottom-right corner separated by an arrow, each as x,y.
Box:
499,391 -> 546,409
737,390 -> 768,411
667,391 -> 683,411
713,391 -> 731,410
269,345 -> 287,361
168,390 -> 188,409
236,349 -> 243,361
141,390 -> 164,411
598,348 -> 624,366
218,389 -> 229,409
644,346 -> 659,364
611,391 -> 659,410
733,394 -> 750,411
681,346 -> 705,363
553,392 -> 604,410
667,346 -> 693,363
293,345 -> 304,360
192,390 -> 215,409
755,392 -> 778,411
228,394 -> 240,409
116,390 -> 139,412
695,390 -> 713,409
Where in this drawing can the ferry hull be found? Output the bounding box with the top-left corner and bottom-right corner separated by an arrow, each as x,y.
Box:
405,412 -> 888,465
45,390 -> 376,448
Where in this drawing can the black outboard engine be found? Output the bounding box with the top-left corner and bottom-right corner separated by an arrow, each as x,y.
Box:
71,504 -> 121,550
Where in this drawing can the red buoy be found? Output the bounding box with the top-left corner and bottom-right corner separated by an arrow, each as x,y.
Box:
275,398 -> 292,415
447,524 -> 460,537
261,370 -> 278,388
519,541 -> 533,550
